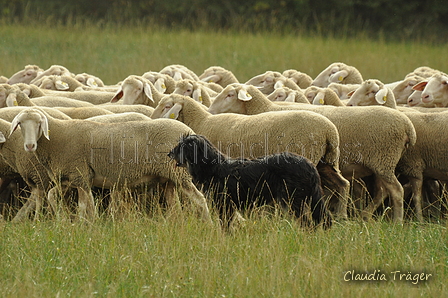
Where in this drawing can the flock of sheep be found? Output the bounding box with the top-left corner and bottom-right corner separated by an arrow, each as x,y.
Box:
0,62 -> 447,226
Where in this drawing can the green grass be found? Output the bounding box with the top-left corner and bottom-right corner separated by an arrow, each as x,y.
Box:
1,23 -> 448,297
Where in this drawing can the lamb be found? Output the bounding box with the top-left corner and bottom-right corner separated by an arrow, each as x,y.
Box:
30,65 -> 74,84
85,112 -> 152,123
327,83 -> 360,100
207,83 -> 417,223
169,134 -> 332,229
311,62 -> 364,87
198,66 -> 240,87
307,87 -> 346,106
110,75 -> 165,108
346,79 -> 396,108
7,65 -> 44,85
266,86 -> 309,103
245,71 -> 300,95
142,71 -> 176,93
151,93 -> 350,219
5,107 -> 212,222
74,73 -> 105,88
160,64 -> 200,81
282,69 -> 313,89
173,79 -> 216,107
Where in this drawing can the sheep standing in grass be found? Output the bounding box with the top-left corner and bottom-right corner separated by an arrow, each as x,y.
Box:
151,93 -> 350,219
282,69 -> 313,89
7,65 -> 44,85
199,66 -> 240,87
312,62 -> 363,87
207,83 -> 417,223
267,87 -> 309,103
6,108 -> 212,222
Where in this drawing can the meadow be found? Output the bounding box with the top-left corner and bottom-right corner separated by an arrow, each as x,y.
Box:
0,23 -> 447,297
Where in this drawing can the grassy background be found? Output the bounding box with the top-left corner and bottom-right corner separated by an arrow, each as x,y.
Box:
0,23 -> 447,297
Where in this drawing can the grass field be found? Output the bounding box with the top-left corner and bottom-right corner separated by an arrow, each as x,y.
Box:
0,23 -> 447,297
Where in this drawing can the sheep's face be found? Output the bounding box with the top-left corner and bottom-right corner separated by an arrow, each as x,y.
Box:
421,74 -> 448,104
7,66 -> 41,85
393,77 -> 421,104
151,95 -> 184,121
174,82 -> 194,97
267,88 -> 287,101
10,110 -> 50,152
208,85 -> 247,114
346,80 -> 385,106
407,90 -> 423,107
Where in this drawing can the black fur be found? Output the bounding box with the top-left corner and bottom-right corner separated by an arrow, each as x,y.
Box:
168,134 -> 332,229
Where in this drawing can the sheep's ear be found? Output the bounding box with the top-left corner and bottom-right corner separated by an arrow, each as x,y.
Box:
173,71 -> 183,81
6,93 -> 18,107
9,115 -> 21,138
111,88 -> 123,103
192,88 -> 203,104
313,91 -> 326,105
164,103 -> 183,120
237,88 -> 252,101
0,132 -> 6,144
39,114 -> 50,140
375,88 -> 388,105
274,80 -> 284,89
55,80 -> 70,91
412,81 -> 427,91
284,93 -> 296,102
329,70 -> 349,83
86,77 -> 98,87
201,74 -> 220,83
143,83 -> 154,103
154,78 -> 167,93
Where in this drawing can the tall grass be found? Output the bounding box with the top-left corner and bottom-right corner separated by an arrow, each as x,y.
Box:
0,23 -> 448,297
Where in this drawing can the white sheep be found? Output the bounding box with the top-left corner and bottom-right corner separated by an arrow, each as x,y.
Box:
417,72 -> 448,107
312,62 -> 363,87
30,65 -> 74,84
151,93 -> 350,219
173,79 -> 216,107
7,65 -> 44,85
142,71 -> 176,93
327,83 -> 360,100
405,90 -> 440,108
159,64 -> 200,81
198,66 -> 240,87
245,71 -> 300,95
6,108 -> 212,222
74,73 -> 105,88
392,75 -> 426,105
266,86 -> 309,103
307,87 -> 346,106
207,83 -> 417,223
33,74 -> 85,91
110,75 -> 165,108
282,69 -> 313,89
346,79 -> 396,108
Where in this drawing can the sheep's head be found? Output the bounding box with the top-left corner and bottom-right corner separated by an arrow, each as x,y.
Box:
419,73 -> 448,104
111,75 -> 154,105
142,71 -> 171,93
312,62 -> 361,87
208,84 -> 251,114
304,86 -> 322,103
9,108 -> 50,152
75,73 -> 104,87
151,94 -> 185,120
407,90 -> 423,107
392,75 -> 424,104
282,69 -> 313,88
245,71 -> 282,94
346,79 -> 389,106
267,87 -> 297,102
7,65 -> 43,85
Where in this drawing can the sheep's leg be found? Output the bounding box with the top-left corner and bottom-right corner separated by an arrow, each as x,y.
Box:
408,177 -> 424,222
361,177 -> 387,221
77,187 -> 96,222
11,200 -> 36,222
47,187 -> 63,219
163,181 -> 182,216
32,187 -> 46,221
180,181 -> 212,224
316,163 -> 350,219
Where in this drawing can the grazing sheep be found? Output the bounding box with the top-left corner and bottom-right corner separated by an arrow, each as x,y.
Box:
169,134 -> 332,229
74,73 -> 105,87
160,64 -> 200,81
151,93 -> 350,219
266,86 -> 309,103
417,72 -> 448,107
173,79 -> 216,107
282,69 -> 313,89
7,65 -> 44,85
346,79 -> 396,108
245,71 -> 300,95
199,66 -> 240,87
312,62 -> 363,87
30,65 -> 74,84
207,83 -> 417,222
327,83 -> 360,100
142,71 -> 176,93
6,108 -> 212,222
110,75 -> 164,108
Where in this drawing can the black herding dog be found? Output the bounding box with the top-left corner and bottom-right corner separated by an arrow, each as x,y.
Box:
168,134 -> 332,229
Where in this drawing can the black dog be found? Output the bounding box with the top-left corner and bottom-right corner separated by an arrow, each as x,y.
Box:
168,134 -> 332,229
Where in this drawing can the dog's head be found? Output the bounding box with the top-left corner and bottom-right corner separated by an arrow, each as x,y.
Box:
168,134 -> 219,168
